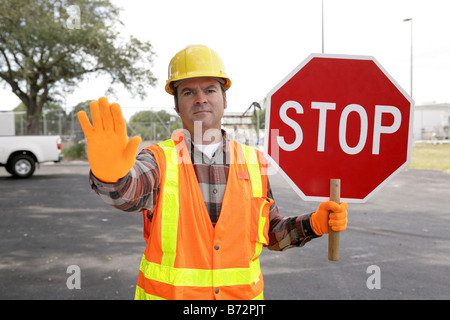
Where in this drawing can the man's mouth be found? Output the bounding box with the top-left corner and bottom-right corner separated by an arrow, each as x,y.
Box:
194,109 -> 211,114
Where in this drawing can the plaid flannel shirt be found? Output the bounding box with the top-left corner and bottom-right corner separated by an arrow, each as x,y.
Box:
89,131 -> 318,251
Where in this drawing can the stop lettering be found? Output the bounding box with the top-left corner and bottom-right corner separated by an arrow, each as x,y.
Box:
278,101 -> 401,155
264,54 -> 414,203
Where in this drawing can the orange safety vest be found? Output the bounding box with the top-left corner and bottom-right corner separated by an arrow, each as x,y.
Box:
135,130 -> 273,300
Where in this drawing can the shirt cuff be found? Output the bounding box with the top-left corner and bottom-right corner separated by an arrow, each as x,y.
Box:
295,213 -> 321,245
89,170 -> 130,190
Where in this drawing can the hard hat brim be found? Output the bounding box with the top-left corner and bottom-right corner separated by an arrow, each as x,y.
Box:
165,76 -> 231,95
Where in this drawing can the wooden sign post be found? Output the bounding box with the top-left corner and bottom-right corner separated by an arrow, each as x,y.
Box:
328,179 -> 341,261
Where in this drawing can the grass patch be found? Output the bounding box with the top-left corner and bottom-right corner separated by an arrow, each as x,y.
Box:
62,142 -> 87,160
409,143 -> 450,173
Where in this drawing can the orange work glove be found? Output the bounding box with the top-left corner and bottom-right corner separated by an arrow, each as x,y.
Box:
311,201 -> 348,236
77,97 -> 142,183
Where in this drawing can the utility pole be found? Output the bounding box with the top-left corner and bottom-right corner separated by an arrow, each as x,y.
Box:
322,0 -> 325,53
403,18 -> 413,98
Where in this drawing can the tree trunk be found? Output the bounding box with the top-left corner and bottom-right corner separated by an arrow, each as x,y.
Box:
26,98 -> 41,135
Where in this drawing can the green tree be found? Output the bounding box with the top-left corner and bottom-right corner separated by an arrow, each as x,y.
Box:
129,110 -> 182,142
67,100 -> 92,140
0,0 -> 157,134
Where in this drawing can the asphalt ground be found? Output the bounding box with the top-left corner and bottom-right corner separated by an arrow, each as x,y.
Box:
1,160 -> 449,300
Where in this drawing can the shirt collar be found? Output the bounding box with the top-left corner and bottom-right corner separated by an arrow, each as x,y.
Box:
181,129 -> 230,164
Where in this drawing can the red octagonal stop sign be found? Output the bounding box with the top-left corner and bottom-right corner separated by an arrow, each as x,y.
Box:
264,54 -> 414,203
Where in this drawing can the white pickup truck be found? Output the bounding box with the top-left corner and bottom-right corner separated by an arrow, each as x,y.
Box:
0,136 -> 64,178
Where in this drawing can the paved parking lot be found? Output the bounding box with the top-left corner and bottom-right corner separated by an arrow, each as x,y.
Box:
1,160 -> 449,300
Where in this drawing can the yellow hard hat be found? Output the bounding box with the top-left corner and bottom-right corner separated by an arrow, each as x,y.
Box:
165,45 -> 232,95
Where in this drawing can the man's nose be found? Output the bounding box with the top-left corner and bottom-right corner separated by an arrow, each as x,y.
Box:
194,91 -> 208,105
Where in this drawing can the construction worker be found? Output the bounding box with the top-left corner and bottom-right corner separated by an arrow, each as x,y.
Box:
77,44 -> 348,300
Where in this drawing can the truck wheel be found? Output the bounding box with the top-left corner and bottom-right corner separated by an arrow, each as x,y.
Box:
9,154 -> 36,178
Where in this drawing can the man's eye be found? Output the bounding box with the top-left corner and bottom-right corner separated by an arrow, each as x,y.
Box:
182,91 -> 192,96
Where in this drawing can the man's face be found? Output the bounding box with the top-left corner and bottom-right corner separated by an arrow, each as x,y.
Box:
175,77 -> 227,139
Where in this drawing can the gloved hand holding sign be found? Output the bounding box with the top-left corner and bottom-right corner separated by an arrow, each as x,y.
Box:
311,201 -> 348,236
77,97 -> 142,183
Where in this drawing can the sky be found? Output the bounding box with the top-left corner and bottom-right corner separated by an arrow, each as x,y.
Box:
1,0 -> 450,121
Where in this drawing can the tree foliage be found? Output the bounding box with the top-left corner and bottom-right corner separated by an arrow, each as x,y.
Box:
129,110 -> 182,141
0,0 -> 157,134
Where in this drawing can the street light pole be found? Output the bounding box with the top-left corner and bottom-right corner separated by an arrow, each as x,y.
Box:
403,18 -> 413,98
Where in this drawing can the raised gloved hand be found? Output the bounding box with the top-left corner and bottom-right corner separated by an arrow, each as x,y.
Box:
77,97 -> 142,183
311,201 -> 348,236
